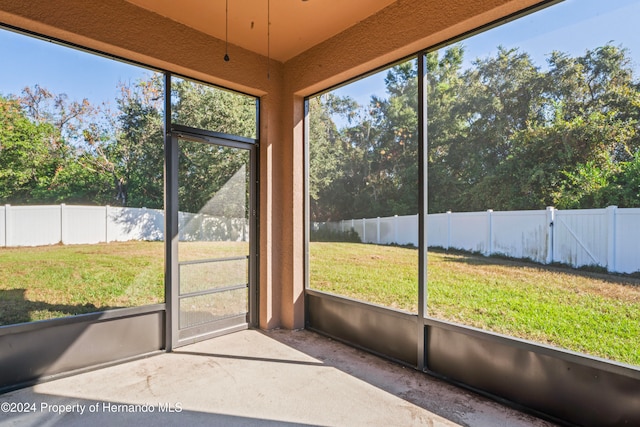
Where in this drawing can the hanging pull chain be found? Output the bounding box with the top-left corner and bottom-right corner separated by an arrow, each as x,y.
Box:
267,0 -> 270,79
224,0 -> 230,61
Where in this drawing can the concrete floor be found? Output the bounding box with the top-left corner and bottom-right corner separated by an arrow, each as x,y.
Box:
0,329 -> 557,427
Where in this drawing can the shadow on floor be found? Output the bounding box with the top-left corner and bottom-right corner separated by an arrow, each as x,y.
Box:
1,329 -> 558,427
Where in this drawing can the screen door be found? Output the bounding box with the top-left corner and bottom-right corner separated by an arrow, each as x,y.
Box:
168,127 -> 257,348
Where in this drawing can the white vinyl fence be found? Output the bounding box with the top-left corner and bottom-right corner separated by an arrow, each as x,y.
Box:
0,204 -> 248,248
316,206 -> 640,274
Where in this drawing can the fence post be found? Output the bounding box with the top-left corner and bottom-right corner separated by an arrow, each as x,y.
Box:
607,205 -> 618,273
60,203 -> 66,244
105,205 -> 110,243
4,204 -> 10,247
0,205 -> 4,248
446,210 -> 452,250
546,207 -> 555,264
376,217 -> 381,244
486,209 -> 493,256
394,215 -> 399,244
362,218 -> 367,243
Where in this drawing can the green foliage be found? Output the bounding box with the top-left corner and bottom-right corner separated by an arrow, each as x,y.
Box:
309,60 -> 420,221
113,75 -> 165,208
309,227 -> 361,243
0,88 -> 117,205
309,43 -> 640,219
171,79 -> 255,215
0,75 -> 257,209
172,78 -> 257,138
0,96 -> 58,203
557,152 -> 640,208
178,140 -> 249,216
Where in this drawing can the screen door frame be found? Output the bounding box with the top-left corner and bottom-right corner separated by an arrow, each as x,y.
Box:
166,124 -> 258,350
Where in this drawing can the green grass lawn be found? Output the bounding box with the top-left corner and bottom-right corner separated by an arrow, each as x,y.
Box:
0,241 -> 165,324
1,240 -> 638,366
0,241 -> 248,325
309,242 -> 640,366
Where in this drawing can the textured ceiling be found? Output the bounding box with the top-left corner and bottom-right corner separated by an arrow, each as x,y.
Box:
126,0 -> 398,62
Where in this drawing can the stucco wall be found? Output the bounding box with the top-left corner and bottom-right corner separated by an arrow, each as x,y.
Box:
284,0 -> 550,97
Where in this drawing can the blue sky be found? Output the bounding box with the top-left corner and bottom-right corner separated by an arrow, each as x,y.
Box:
0,0 -> 639,112
460,0 -> 640,71
0,29 -> 153,108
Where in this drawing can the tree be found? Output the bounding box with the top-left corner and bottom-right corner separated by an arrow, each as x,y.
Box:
307,94 -> 355,221
309,61 -> 421,221
0,87 -> 115,205
438,47 -> 546,211
365,61 -> 419,216
171,78 -> 257,138
309,42 -> 640,219
171,78 -> 257,214
0,95 -> 59,203
111,75 -> 165,208
479,45 -> 640,210
0,76 -> 258,210
426,44 -> 640,212
425,46 -> 466,213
